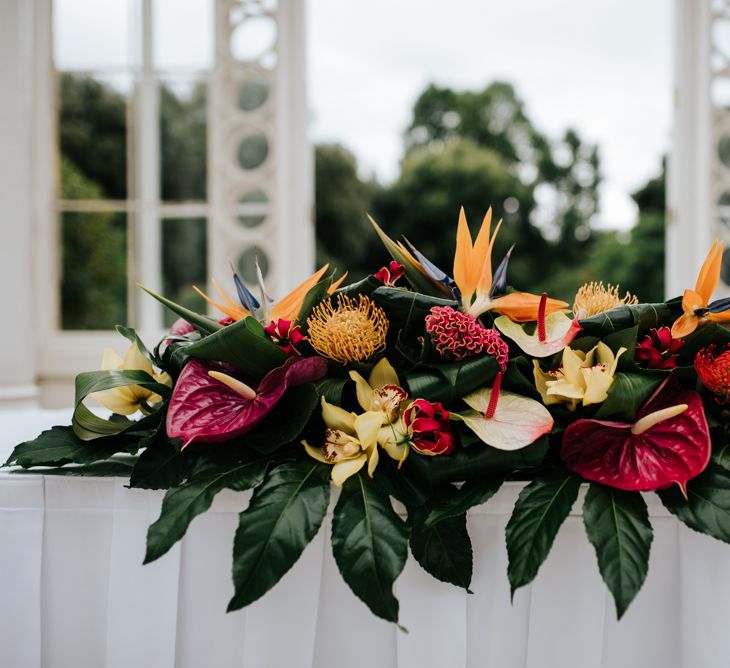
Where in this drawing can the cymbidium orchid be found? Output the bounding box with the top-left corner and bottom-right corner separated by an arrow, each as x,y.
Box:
302,398 -> 404,486
533,342 -> 625,411
671,240 -> 730,338
92,343 -> 171,415
349,357 -> 408,423
495,292 -> 582,358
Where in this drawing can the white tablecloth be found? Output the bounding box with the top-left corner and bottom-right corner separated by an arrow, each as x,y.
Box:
1,409 -> 729,668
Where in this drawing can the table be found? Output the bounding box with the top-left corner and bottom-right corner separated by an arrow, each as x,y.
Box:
2,409 -> 729,668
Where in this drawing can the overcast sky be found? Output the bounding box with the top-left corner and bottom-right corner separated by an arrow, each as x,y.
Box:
55,0 -> 673,231
307,0 -> 673,230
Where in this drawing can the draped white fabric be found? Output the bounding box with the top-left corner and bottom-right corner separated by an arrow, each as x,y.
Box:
2,410 -> 730,668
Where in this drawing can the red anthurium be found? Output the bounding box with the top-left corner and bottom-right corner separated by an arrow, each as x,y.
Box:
561,375 -> 710,493
374,261 -> 405,287
167,356 -> 328,447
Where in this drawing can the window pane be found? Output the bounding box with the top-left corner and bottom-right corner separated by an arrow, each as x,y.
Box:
61,212 -> 127,330
59,74 -> 129,200
54,0 -> 130,70
154,0 -> 214,70
161,218 -> 207,327
160,79 -> 207,201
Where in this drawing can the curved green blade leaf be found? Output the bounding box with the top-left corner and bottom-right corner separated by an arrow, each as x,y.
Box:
583,484 -> 653,618
228,461 -> 330,611
6,425 -> 135,468
331,472 -> 409,623
659,461 -> 730,543
426,477 -> 503,526
506,471 -> 581,596
139,285 -> 222,334
410,506 -> 472,591
144,455 -> 268,564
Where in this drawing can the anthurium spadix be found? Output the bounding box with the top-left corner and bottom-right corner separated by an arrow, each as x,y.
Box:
453,379 -> 554,451
561,375 -> 710,493
495,293 -> 582,358
166,357 -> 327,447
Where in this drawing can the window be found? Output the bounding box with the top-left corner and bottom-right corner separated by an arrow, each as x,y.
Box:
53,0 -> 213,332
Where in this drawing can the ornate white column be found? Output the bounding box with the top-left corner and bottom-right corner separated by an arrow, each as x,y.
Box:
668,0 -> 729,299
0,0 -> 40,407
209,0 -> 314,304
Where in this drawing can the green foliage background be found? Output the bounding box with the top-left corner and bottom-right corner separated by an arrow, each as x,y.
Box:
59,75 -> 665,329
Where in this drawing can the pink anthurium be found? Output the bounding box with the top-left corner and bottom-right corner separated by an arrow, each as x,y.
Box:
494,293 -> 581,358
167,356 -> 328,447
561,375 -> 711,494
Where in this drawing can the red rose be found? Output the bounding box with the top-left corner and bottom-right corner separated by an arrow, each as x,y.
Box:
403,399 -> 455,456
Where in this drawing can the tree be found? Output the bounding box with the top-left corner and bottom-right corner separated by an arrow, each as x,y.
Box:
315,144 -> 379,280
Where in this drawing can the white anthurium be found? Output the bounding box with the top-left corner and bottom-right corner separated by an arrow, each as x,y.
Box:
494,312 -> 582,358
453,385 -> 554,451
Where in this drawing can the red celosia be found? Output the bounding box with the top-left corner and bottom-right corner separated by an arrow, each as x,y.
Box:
264,318 -> 305,356
425,305 -> 509,368
635,327 -> 684,370
374,261 -> 405,287
403,399 -> 454,455
695,343 -> 730,403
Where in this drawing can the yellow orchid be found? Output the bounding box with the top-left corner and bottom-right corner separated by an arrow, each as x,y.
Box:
671,240 -> 730,338
302,398 -> 385,486
92,343 -> 171,416
533,342 -> 626,411
194,264 -> 346,324
349,358 -> 407,423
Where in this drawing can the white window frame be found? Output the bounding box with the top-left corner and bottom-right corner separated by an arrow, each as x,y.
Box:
32,0 -> 313,393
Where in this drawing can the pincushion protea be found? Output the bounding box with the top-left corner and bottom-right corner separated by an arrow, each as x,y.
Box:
695,343 -> 730,403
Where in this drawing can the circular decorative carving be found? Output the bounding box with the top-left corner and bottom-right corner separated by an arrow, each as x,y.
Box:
238,246 -> 269,284
238,79 -> 269,112
230,16 -> 277,62
237,132 -> 269,170
237,188 -> 268,227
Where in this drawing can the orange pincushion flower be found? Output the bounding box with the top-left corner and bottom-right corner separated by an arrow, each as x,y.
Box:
695,344 -> 730,403
307,294 -> 388,364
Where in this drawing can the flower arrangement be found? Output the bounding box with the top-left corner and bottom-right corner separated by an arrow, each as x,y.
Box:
9,207 -> 730,624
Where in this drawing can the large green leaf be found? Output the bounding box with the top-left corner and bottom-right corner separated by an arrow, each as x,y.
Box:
331,472 -> 409,623
659,461 -> 730,543
228,461 -> 330,610
185,317 -> 287,380
296,273 -> 337,334
371,286 -> 457,331
139,285 -> 223,334
313,377 -> 348,405
426,476 -> 504,526
144,455 -> 268,563
129,422 -> 193,490
409,505 -> 472,591
407,435 -> 549,485
405,355 -> 500,404
505,471 -> 581,596
676,322 -> 730,366
6,425 -> 136,468
12,459 -> 137,477
579,303 -> 671,337
594,372 -> 662,421
583,484 -> 653,618
244,384 -> 320,454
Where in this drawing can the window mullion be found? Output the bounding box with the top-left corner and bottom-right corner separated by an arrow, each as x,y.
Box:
133,0 -> 162,336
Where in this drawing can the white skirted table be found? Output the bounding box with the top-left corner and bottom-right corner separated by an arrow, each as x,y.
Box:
1,409 -> 729,668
